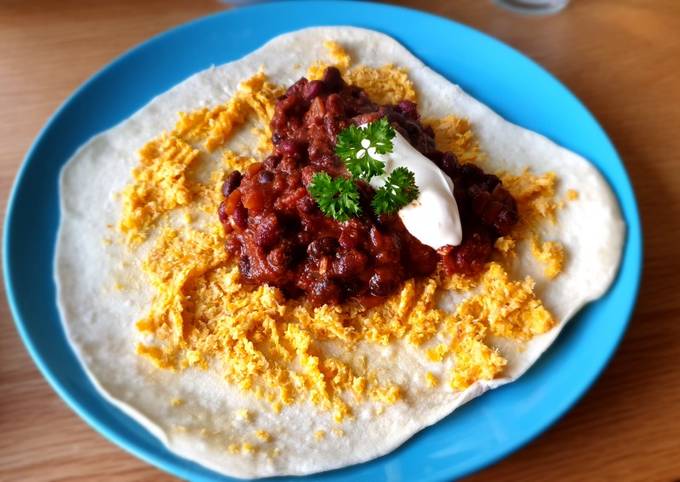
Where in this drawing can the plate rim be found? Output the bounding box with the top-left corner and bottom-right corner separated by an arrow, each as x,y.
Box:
3,2 -> 643,481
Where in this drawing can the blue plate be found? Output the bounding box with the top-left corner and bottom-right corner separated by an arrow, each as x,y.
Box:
4,2 -> 642,481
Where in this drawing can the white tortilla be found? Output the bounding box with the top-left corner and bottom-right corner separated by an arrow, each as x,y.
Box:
55,27 -> 624,478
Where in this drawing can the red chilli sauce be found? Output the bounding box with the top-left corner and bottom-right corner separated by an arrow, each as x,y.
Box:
219,67 -> 518,306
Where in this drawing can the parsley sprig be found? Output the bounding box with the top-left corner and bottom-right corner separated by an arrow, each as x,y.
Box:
335,118 -> 395,181
372,167 -> 420,215
308,118 -> 420,221
308,172 -> 361,221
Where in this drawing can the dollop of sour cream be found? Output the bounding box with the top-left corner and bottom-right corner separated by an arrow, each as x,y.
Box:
367,129 -> 462,249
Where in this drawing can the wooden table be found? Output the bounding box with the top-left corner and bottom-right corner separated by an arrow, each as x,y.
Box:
1,1 -> 678,480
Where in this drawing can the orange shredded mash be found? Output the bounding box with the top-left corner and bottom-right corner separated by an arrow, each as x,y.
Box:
119,135 -> 199,243
530,236 -> 566,279
502,169 -> 559,227
308,41 -> 417,105
255,430 -> 272,442
498,169 -> 569,276
456,263 -> 555,341
120,40 -> 560,423
346,65 -> 417,105
119,72 -> 282,243
427,116 -> 483,165
425,372 -> 439,388
176,70 -> 283,154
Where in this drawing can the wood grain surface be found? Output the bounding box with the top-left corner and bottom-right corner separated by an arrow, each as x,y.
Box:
1,1 -> 678,480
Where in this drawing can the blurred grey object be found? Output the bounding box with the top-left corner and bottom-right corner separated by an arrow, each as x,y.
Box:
493,0 -> 569,14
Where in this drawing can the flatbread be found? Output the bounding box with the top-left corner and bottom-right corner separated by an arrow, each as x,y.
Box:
55,27 -> 624,478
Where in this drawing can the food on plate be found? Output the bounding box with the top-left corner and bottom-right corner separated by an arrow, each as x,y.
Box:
55,27 -> 624,478
221,72 -> 517,307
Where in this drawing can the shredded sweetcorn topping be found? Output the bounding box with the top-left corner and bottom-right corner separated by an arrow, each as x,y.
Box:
425,372 -> 439,388
134,222 -> 553,419
120,41 -> 560,428
119,72 -> 282,244
119,135 -> 199,244
227,441 -> 257,455
346,65 -> 417,105
307,40 -> 352,80
255,430 -> 272,442
176,70 -> 283,155
135,232 -> 506,421
308,41 -> 417,105
498,169 -> 568,275
457,263 -> 554,341
235,409 -> 252,422
530,236 -> 566,279
566,189 -> 579,201
502,169 -> 559,228
427,116 -> 483,165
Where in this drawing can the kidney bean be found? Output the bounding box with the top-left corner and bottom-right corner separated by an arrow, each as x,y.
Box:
333,250 -> 367,277
232,204 -> 248,230
277,139 -> 301,157
254,214 -> 280,249
310,279 -> 341,305
369,268 -> 399,296
322,67 -> 344,93
396,100 -> 419,119
263,154 -> 281,169
307,237 -> 338,258
303,80 -> 326,101
258,170 -> 274,184
222,170 -> 242,197
217,201 -> 229,224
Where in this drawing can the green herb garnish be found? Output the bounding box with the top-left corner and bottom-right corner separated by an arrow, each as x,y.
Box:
308,172 -> 362,221
372,167 -> 420,215
308,118 -> 420,221
335,118 -> 395,181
